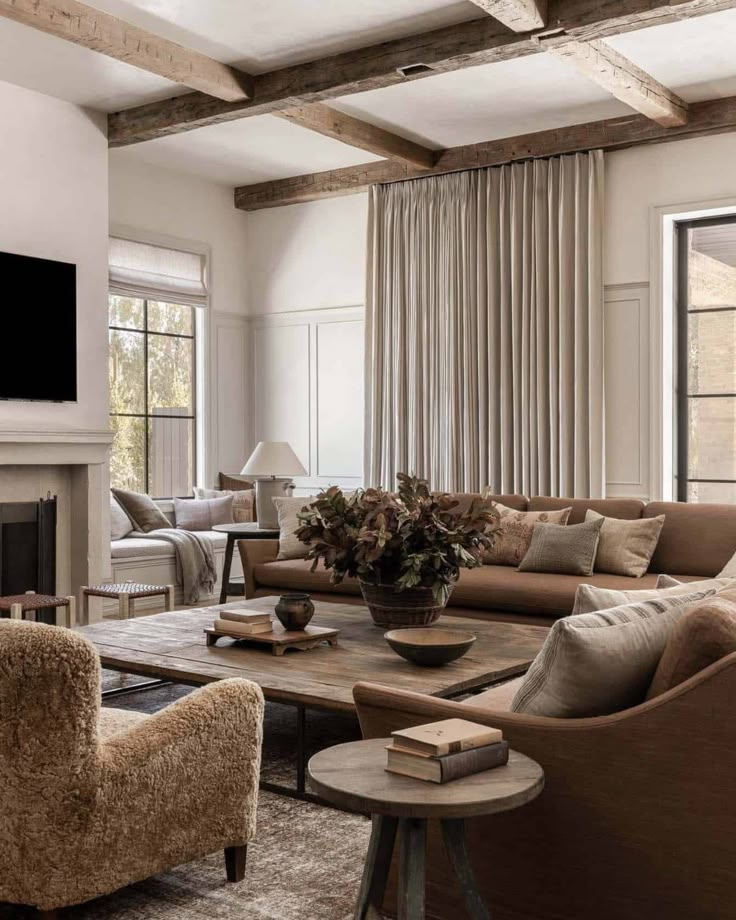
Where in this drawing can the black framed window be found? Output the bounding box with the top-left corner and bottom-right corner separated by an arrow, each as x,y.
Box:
676,215 -> 736,503
109,294 -> 196,498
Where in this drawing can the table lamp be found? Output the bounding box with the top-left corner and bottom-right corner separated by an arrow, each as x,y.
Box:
241,441 -> 307,529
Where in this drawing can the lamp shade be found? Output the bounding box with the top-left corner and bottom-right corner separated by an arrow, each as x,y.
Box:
241,441 -> 307,478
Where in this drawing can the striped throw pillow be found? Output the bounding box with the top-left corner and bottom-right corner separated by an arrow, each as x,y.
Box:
511,588 -> 717,718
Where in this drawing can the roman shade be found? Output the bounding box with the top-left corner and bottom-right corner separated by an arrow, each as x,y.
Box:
109,237 -> 208,306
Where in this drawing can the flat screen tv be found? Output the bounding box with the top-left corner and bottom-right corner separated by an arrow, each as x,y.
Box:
0,251 -> 77,402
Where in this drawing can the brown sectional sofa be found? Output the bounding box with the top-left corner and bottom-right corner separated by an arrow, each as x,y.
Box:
238,494 -> 736,625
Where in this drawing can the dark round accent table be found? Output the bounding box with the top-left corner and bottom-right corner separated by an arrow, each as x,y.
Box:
212,522 -> 280,604
308,737 -> 544,920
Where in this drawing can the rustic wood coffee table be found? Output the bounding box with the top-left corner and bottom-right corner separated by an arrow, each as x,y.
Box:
76,598 -> 547,801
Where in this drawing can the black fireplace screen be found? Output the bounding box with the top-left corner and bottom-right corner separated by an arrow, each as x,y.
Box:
0,495 -> 57,623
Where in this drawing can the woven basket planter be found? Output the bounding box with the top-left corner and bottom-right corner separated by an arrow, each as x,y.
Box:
359,580 -> 452,629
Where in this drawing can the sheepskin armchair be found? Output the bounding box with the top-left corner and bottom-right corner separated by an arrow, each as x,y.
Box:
0,619 -> 264,915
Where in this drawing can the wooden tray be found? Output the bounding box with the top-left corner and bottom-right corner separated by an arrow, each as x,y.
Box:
204,622 -> 340,655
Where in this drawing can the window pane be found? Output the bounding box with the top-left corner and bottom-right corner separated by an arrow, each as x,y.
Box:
109,329 -> 145,414
688,481 -> 736,504
109,294 -> 144,330
148,333 -> 194,416
148,418 -> 194,498
688,224 -> 736,311
688,396 -> 736,481
148,300 -> 193,336
688,311 -> 736,395
110,416 -> 146,493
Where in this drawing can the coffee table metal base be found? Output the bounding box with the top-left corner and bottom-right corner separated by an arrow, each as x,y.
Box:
356,814 -> 488,920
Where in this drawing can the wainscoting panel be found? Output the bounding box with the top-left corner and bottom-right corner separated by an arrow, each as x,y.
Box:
604,284 -> 650,499
251,307 -> 364,494
211,312 -> 249,485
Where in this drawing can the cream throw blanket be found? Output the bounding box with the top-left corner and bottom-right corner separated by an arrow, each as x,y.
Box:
135,528 -> 217,604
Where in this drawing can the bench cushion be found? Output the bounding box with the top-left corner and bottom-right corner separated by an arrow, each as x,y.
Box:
111,531 -> 228,559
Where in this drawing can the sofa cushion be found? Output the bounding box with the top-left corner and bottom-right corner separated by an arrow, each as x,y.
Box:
585,510 -> 664,577
254,559 -> 362,596
194,486 -> 255,523
644,501 -> 736,577
511,588 -> 717,718
273,495 -> 315,560
110,494 -> 134,541
518,518 -> 603,576
112,488 -> 170,533
253,558 -> 662,616
462,677 -> 524,712
174,495 -> 233,531
528,496 -> 645,525
646,590 -> 736,699
111,532 -> 228,560
485,503 -> 572,566
571,575 -> 736,615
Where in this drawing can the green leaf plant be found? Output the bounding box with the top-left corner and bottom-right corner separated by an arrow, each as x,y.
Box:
295,474 -> 500,606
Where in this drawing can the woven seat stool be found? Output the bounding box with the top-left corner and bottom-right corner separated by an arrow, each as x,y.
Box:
0,592 -> 76,627
80,582 -> 175,625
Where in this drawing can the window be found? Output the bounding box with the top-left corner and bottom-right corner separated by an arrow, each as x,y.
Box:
676,215 -> 736,503
109,295 -> 196,498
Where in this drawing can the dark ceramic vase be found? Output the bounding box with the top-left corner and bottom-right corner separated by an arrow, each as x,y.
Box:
274,593 -> 315,630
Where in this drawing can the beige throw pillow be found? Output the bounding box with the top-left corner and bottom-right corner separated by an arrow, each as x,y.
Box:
718,552 -> 736,578
194,486 -> 255,523
571,575 -> 736,615
585,510 -> 664,577
273,495 -> 315,560
511,588 -> 717,718
112,488 -> 170,533
110,494 -> 134,541
518,518 -> 603,576
174,495 -> 233,531
485,502 -> 572,567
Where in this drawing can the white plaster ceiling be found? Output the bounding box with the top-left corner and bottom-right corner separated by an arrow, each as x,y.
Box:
0,3 -> 735,185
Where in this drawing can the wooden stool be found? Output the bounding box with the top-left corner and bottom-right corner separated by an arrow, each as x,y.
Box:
0,592 -> 76,627
80,583 -> 175,625
308,737 -> 544,920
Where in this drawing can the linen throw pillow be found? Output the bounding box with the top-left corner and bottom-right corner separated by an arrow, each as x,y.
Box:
571,575 -> 736,615
273,495 -> 315,560
646,590 -> 736,699
194,486 -> 255,523
110,493 -> 134,541
112,488 -> 170,533
518,518 -> 603,576
511,588 -> 717,718
485,503 -> 572,567
174,495 -> 234,532
584,509 -> 664,577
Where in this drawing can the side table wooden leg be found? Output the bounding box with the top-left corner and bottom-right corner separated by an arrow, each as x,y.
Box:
165,584 -> 175,611
219,536 -> 235,604
355,815 -> 399,919
440,819 -> 490,920
398,817 -> 426,920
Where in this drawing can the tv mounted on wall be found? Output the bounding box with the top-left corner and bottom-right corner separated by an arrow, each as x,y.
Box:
0,250 -> 77,402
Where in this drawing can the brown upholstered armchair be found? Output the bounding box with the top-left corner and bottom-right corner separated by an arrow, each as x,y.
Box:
0,620 -> 264,917
354,655 -> 736,920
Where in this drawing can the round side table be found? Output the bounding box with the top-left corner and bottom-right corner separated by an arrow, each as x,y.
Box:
308,737 -> 544,920
212,522 -> 280,604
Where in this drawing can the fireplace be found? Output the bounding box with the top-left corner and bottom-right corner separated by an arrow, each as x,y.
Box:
0,495 -> 57,624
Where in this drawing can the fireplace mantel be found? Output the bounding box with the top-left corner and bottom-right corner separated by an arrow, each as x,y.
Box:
0,427 -> 112,465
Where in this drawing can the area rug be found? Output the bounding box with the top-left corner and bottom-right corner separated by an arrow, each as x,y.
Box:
1,674 -> 373,920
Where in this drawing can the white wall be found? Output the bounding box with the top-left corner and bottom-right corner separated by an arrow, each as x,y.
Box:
109,155 -> 252,481
0,80 -> 109,431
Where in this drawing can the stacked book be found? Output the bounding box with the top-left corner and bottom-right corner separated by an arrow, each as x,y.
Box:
213,608 -> 274,636
386,718 -> 508,784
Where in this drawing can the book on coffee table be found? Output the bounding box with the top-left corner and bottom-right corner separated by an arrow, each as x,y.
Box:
391,718 -> 502,756
386,740 -> 509,783
219,609 -> 272,625
214,617 -> 272,636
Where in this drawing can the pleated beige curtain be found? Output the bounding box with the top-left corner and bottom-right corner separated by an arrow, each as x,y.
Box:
364,150 -> 604,498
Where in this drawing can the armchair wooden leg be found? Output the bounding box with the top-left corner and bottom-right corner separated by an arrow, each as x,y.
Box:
225,845 -> 247,883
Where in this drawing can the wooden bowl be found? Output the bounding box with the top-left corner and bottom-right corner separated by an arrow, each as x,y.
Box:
384,627 -> 476,667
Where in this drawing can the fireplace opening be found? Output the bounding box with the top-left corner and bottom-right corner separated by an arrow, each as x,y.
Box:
0,495 -> 57,624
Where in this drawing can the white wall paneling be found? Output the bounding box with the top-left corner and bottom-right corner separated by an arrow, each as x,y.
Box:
251,306 -> 365,494
604,284 -> 650,499
210,311 -> 250,482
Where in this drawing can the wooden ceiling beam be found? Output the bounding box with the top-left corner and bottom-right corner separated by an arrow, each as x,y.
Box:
544,38 -> 688,126
109,0 -> 736,147
274,103 -> 438,169
468,0 -> 547,31
234,94 -> 736,211
0,0 -> 253,102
